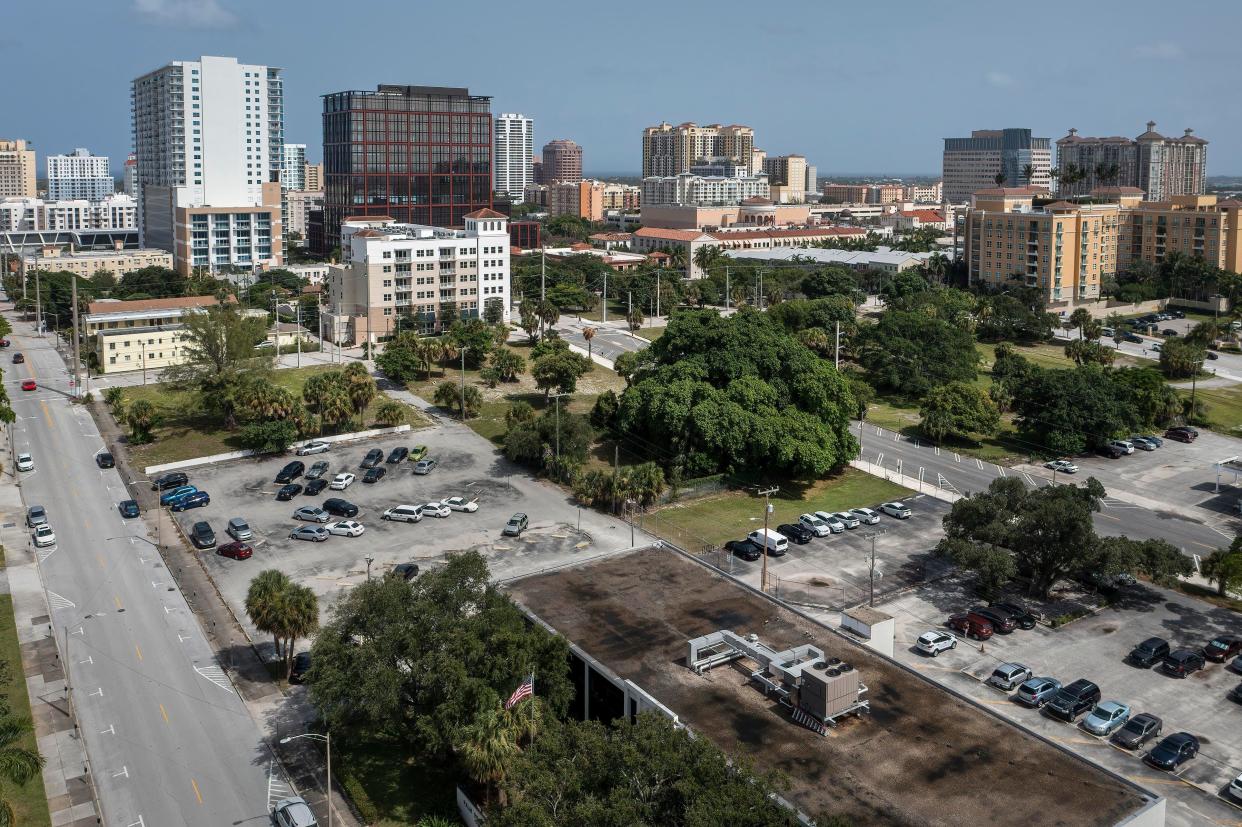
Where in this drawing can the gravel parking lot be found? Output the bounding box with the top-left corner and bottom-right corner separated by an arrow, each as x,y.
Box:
154,424 -> 643,640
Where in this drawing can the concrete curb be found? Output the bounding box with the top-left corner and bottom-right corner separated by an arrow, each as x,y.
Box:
848,459 -> 963,503
143,424 -> 413,475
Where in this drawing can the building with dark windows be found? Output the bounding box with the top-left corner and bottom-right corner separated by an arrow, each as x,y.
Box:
510,220 -> 540,251
321,84 -> 493,252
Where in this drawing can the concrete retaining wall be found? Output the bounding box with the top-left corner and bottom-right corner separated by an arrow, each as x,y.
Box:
143,424 -> 412,475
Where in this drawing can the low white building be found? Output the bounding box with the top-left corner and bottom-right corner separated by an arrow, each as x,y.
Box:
0,194 -> 137,231
642,172 -> 770,206
285,263 -> 329,285
725,245 -> 935,273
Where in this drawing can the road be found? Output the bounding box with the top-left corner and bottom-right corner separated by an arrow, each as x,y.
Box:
555,318 -> 650,364
6,317 -> 275,825
1054,324 -> 1242,383
854,420 -> 1233,556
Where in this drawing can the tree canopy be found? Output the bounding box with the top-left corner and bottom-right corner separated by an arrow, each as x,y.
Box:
161,299 -> 271,426
857,310 -> 979,398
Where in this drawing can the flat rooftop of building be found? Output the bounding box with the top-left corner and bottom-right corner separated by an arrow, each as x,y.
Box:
505,548 -> 1149,827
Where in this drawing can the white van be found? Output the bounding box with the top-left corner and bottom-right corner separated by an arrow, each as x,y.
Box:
747,528 -> 788,556
381,505 -> 423,523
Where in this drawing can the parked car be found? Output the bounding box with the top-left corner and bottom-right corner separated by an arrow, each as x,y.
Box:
849,507 -> 880,525
418,502 -> 451,519
747,528 -> 788,557
413,458 -> 438,475
226,517 -> 253,541
946,613 -> 993,640
1145,732 -> 1199,771
190,521 -> 216,548
1123,333 -> 1143,344
503,512 -> 528,536
879,501 -> 911,519
170,491 -> 209,511
290,525 -> 329,542
32,525 -> 56,548
306,461 -> 330,480
25,506 -> 47,528
1128,436 -> 1157,451
1108,440 -> 1134,455
1230,683 -> 1242,704
304,478 -> 328,495
799,513 -> 832,537
326,520 -> 365,537
1136,433 -> 1163,447
151,471 -> 189,491
726,539 -> 763,561
292,506 -> 330,523
217,541 -> 253,560
987,663 -> 1033,691
275,461 -> 305,483
830,511 -> 861,529
381,505 -> 423,523
1045,679 -> 1102,722
1204,636 -> 1242,663
1128,637 -> 1170,668
276,483 -> 303,501
1163,428 -> 1194,443
360,448 -> 384,468
329,472 -> 355,490
1230,773 -> 1242,803
389,563 -> 420,581
1098,444 -> 1125,459
362,466 -> 386,484
915,631 -> 957,657
295,441 -> 330,456
118,500 -> 140,518
386,447 -> 409,463
0,338 -> 8,347
990,601 -> 1038,630
322,498 -> 358,518
1168,309 -> 1186,319
776,522 -> 813,544
1113,712 -> 1162,749
15,453 -> 33,472
1206,350 -> 1219,360
95,451 -> 115,468
159,485 -> 197,506
1015,676 -> 1062,708
288,653 -> 312,684
1161,328 -> 1180,337
1162,649 -> 1206,678
970,606 -> 1016,634
443,496 -> 479,512
1044,459 -> 1078,474
1082,701 -> 1131,736
409,445 -> 428,462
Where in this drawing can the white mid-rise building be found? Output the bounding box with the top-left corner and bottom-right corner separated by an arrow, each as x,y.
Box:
47,149 -> 112,201
282,143 -> 307,191
494,113 -> 534,201
325,209 -> 511,345
641,173 -> 770,206
132,55 -> 284,274
0,195 -> 137,231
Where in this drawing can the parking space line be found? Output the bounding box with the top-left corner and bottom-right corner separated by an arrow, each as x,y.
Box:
975,458 -> 984,469
996,465 -> 1006,477
954,453 -> 960,462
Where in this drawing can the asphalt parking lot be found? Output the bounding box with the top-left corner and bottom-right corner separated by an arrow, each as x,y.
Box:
152,424 -> 642,641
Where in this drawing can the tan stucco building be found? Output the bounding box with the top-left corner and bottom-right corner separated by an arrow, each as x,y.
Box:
22,245 -> 173,279
0,139 -> 37,198
84,295 -> 229,375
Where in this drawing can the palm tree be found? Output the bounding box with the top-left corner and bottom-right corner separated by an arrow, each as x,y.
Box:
1021,164 -> 1035,185
124,399 -> 157,443
582,326 -> 596,360
0,714 -> 44,825
536,301 -> 559,338
626,306 -> 644,332
318,384 -> 354,431
1069,307 -> 1093,340
277,585 -> 319,680
692,244 -> 721,276
993,172 -> 1007,187
374,399 -> 407,427
667,244 -> 688,274
1200,545 -> 1242,596
457,702 -> 519,806
245,570 -> 293,659
925,252 -> 950,285
437,339 -> 460,376
342,362 -> 377,425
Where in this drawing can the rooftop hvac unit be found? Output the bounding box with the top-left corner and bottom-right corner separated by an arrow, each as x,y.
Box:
799,665 -> 863,721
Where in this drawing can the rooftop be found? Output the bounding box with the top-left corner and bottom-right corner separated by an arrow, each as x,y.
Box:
506,549 -> 1147,827
86,294 -> 223,317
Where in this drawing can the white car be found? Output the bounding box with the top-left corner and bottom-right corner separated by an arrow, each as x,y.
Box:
880,502 -> 911,519
1108,440 -> 1134,455
1228,772 -> 1242,803
916,631 -> 956,657
381,504 -> 423,523
329,472 -> 355,490
443,496 -> 479,513
296,440 -> 331,456
850,507 -> 880,525
813,511 -> 846,533
15,453 -> 33,472
798,513 -> 831,537
418,502 -> 451,518
32,524 -> 55,548
830,511 -> 860,529
1044,459 -> 1078,474
326,520 -> 365,537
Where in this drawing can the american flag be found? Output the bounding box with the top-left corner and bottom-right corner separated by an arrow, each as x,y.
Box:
505,673 -> 534,709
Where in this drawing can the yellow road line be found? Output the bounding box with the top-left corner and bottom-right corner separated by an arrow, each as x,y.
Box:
135,644 -> 142,662
159,703 -> 169,723
96,553 -> 105,570
38,400 -> 52,429
83,516 -> 91,530
191,778 -> 203,805
113,596 -> 123,611
1098,513 -> 1121,521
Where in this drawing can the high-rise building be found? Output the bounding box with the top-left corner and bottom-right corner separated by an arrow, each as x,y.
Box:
321,84 -> 492,252
0,139 -> 37,198
123,153 -> 138,196
282,143 -> 307,191
304,162 -> 323,191
541,139 -> 582,184
285,189 -> 324,244
131,55 -> 285,273
804,165 -> 817,194
0,194 -> 137,231
47,149 -> 112,200
942,128 -> 1051,203
641,122 -> 755,178
1054,122 -> 1208,201
763,155 -> 808,192
548,180 -> 604,221
494,113 -> 534,200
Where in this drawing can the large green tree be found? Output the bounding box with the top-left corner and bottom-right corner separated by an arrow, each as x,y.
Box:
1201,538 -> 1242,597
857,310 -> 979,397
162,299 -> 271,427
919,381 -> 1000,442
1009,365 -> 1137,454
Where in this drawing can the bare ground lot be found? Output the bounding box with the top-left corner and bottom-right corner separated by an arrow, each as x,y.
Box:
506,548 -> 1149,827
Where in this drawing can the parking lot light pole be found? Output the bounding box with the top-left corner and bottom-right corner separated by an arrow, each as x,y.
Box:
758,486 -> 778,594
364,555 -> 373,581
280,732 -> 332,827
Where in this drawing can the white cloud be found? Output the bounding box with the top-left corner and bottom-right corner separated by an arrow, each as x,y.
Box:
1133,42 -> 1183,59
132,0 -> 237,28
984,71 -> 1014,88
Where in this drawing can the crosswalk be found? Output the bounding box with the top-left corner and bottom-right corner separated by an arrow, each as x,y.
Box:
193,663 -> 235,694
267,760 -> 295,810
46,590 -> 74,610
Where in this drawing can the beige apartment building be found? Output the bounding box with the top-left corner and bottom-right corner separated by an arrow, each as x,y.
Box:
0,139 -> 37,198
304,162 -> 323,192
167,181 -> 284,276
84,295 -> 226,375
22,245 -> 173,279
642,122 -> 755,178
548,181 -> 605,221
1116,192 -> 1242,274
286,190 -> 324,241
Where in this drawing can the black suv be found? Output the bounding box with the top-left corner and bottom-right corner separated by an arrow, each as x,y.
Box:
151,471 -> 189,491
289,652 -> 311,684
322,498 -> 359,518
190,521 -> 216,548
1044,678 -> 1101,721
1128,637 -> 1170,668
776,523 -> 813,544
390,563 -> 420,581
1162,649 -> 1206,678
969,606 -> 1016,633
275,461 -> 305,484
726,539 -> 762,561
989,601 -> 1037,630
360,448 -> 384,468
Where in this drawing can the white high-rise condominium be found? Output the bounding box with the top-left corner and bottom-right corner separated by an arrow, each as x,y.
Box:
47,148 -> 113,200
132,55 -> 285,274
494,113 -> 534,201
282,143 -> 307,191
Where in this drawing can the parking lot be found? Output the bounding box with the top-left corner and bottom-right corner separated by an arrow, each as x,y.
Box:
151,424 -> 642,642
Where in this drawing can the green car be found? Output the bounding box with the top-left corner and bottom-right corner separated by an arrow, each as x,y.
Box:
408,445 -> 428,462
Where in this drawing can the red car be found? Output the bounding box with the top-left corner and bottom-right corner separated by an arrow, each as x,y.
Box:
0,338 -> 9,347
1205,637 -> 1242,663
217,541 -> 253,560
947,613 -> 994,640
1163,428 -> 1195,443
20,379 -> 36,392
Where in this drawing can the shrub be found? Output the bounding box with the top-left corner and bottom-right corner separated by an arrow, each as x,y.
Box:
238,420 -> 297,454
340,773 -> 379,824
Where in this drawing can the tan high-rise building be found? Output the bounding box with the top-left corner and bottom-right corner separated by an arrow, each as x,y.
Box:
304,162 -> 323,191
1116,192 -> 1242,274
1055,122 -> 1208,201
762,155 -> 808,194
541,139 -> 583,184
548,180 -> 604,221
642,122 -> 755,178
0,139 -> 37,197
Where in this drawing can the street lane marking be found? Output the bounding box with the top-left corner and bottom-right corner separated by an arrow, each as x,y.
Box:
89,687 -> 103,697
975,458 -> 984,469
1022,473 -> 1035,485
194,664 -> 235,693
191,778 -> 203,805
996,465 -> 1006,477
113,766 -> 128,779
1099,514 -> 1121,522
100,724 -> 114,735
134,644 -> 142,662
47,591 -> 75,610
114,596 -> 123,610
159,703 -> 168,723
38,401 -> 53,429
954,452 -> 960,462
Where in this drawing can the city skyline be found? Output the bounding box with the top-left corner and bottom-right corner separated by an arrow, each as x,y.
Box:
4,0 -> 1241,176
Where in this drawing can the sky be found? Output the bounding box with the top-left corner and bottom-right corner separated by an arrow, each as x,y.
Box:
4,0 -> 1242,177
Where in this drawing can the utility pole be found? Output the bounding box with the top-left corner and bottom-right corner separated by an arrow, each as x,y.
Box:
34,268 -> 42,337
834,321 -> 841,370
551,392 -> 569,479
613,445 -> 620,514
71,275 -> 81,398
540,248 -> 546,302
459,347 -> 467,421
758,486 -> 779,594
863,530 -> 887,606
295,301 -> 302,368
724,266 -> 730,312
656,270 -> 661,321
602,271 -> 608,324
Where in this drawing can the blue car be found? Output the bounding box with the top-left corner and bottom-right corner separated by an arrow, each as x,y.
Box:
159,485 -> 197,506
118,500 -> 141,518
171,491 -> 210,512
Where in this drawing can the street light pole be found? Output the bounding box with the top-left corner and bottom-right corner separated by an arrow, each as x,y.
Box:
280,732 -> 332,827
459,347 -> 467,421
758,486 -> 778,593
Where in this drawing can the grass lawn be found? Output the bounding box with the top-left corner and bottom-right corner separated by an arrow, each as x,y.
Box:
0,594 -> 51,827
634,326 -> 665,342
575,298 -> 628,322
648,468 -> 912,548
336,737 -> 459,826
1178,383 -> 1242,437
119,365 -> 424,469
